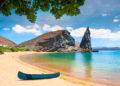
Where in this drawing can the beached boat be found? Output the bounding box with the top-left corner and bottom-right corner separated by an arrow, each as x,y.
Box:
18,71 -> 60,80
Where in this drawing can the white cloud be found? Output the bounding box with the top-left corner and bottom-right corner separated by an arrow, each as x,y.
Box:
65,27 -> 73,30
70,27 -> 86,37
70,27 -> 120,40
12,25 -> 25,33
12,24 -> 41,36
26,24 -> 40,29
3,28 -> 10,31
12,24 -> 73,36
42,24 -> 51,31
42,24 -> 73,31
12,24 -> 120,40
101,13 -> 108,16
42,25 -> 64,31
113,19 -> 119,23
50,25 -> 64,31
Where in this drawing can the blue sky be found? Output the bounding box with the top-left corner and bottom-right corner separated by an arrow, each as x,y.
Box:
0,0 -> 120,47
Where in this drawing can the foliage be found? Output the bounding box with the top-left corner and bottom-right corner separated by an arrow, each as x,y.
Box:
0,50 -> 4,54
0,0 -> 85,23
10,47 -> 30,52
0,47 -> 30,52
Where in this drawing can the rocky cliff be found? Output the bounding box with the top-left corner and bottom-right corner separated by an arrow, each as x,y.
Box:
80,27 -> 92,52
0,36 -> 16,47
18,30 -> 75,52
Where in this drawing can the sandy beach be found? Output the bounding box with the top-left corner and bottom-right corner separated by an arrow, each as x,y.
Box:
0,52 -> 107,86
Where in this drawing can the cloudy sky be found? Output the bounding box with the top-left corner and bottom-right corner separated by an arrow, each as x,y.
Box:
0,0 -> 120,47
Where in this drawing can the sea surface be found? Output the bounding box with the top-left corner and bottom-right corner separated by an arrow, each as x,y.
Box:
22,50 -> 120,86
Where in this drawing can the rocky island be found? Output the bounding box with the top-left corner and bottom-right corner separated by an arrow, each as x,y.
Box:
80,27 -> 92,52
17,27 -> 94,52
17,30 -> 75,52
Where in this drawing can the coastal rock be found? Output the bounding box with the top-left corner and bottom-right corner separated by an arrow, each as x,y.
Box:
18,30 -> 75,52
80,27 -> 92,52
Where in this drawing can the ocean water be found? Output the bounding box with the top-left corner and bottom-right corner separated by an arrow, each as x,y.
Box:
24,50 -> 120,86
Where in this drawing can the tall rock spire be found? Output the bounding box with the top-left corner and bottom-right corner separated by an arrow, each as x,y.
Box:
80,27 -> 92,52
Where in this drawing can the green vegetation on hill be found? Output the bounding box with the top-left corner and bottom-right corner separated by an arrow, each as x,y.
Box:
0,47 -> 30,53
0,50 -> 4,54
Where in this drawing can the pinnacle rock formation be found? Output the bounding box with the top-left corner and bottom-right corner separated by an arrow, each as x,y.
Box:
80,27 -> 92,52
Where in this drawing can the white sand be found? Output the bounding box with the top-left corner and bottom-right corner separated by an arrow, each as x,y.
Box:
0,52 -> 107,86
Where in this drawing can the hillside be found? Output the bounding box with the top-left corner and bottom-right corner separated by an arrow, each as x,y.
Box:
0,36 -> 16,47
17,30 -> 75,52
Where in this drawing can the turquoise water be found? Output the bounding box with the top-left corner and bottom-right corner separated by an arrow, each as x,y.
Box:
24,50 -> 120,85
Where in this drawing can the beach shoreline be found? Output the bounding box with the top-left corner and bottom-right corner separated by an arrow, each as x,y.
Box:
0,52 -> 108,86
19,52 -> 111,86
